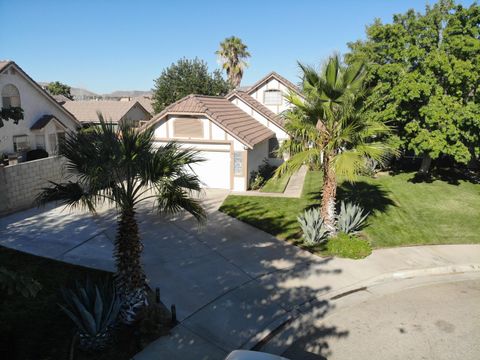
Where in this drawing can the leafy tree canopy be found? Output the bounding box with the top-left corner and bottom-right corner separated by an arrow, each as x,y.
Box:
346,0 -> 480,171
0,106 -> 24,128
46,81 -> 73,100
152,58 -> 231,113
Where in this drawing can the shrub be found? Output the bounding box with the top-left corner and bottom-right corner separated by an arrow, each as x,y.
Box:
258,159 -> 277,180
249,171 -> 264,190
249,159 -> 278,190
336,201 -> 369,234
297,208 -> 329,245
136,302 -> 171,348
26,149 -> 48,161
59,278 -> 122,351
326,232 -> 372,259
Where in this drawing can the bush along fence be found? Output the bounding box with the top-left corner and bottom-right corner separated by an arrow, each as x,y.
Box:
0,156 -> 68,215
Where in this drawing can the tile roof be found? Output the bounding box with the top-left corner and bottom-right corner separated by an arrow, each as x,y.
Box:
63,100 -> 149,123
132,96 -> 154,114
30,114 -> 67,130
227,90 -> 285,129
0,60 -> 13,73
52,94 -> 71,104
247,71 -> 303,97
143,95 -> 275,148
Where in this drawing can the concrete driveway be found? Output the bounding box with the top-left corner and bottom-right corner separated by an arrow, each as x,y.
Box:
0,189 -> 327,354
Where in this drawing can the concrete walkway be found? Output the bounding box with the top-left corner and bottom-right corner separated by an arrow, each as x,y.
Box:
0,192 -> 479,360
232,166 -> 308,198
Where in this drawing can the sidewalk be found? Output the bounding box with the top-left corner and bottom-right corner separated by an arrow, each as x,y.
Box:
233,166 -> 307,198
134,244 -> 480,360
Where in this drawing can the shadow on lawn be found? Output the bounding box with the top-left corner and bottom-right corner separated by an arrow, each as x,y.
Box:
220,200 -> 300,239
305,181 -> 395,214
403,167 -> 480,186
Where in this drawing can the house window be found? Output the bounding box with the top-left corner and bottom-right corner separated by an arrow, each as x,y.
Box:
234,151 -> 244,176
2,84 -> 21,108
35,134 -> 45,149
13,135 -> 29,152
263,90 -> 282,105
268,138 -> 280,158
173,117 -> 204,138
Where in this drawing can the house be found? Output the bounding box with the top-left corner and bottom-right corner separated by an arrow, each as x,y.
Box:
52,94 -> 71,105
131,96 -> 154,115
141,71 -> 300,191
63,99 -> 152,127
0,61 -> 80,158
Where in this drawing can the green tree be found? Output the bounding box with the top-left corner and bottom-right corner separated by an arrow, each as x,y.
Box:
152,58 -> 231,113
0,107 -> 23,128
277,55 -> 393,229
347,0 -> 480,174
36,116 -> 206,322
46,81 -> 73,100
216,36 -> 251,87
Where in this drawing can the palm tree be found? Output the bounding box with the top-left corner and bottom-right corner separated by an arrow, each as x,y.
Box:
216,36 -> 251,88
277,55 -> 394,230
36,116 -> 206,322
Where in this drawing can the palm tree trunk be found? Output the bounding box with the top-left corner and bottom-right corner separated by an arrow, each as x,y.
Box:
321,154 -> 337,232
114,207 -> 147,323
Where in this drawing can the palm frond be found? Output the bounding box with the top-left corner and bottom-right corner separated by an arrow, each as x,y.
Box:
274,148 -> 321,178
154,177 -> 206,223
35,181 -> 98,213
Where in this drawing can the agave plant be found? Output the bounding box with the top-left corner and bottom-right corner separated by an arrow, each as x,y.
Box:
297,208 -> 329,245
336,201 -> 369,234
60,278 -> 122,351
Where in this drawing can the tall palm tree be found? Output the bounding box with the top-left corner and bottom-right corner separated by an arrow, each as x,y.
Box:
277,55 -> 394,230
216,36 -> 251,88
36,116 -> 206,322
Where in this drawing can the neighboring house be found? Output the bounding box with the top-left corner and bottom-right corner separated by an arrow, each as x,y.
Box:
244,71 -> 303,114
141,71 -> 301,191
131,96 -> 154,115
0,61 -> 80,157
63,100 -> 152,127
52,94 -> 71,105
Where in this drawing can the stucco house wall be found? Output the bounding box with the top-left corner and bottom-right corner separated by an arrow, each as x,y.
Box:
247,139 -> 269,184
0,66 -> 78,156
120,103 -> 151,126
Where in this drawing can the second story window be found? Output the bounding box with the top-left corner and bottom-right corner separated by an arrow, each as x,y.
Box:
263,90 -> 282,106
2,84 -> 21,108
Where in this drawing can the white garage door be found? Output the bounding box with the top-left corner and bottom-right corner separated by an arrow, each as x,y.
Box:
190,150 -> 231,189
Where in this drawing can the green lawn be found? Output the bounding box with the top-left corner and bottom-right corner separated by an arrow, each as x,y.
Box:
0,247 -> 140,360
220,171 -> 480,248
260,174 -> 291,193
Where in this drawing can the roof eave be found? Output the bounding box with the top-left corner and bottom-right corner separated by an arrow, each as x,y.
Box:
1,61 -> 81,128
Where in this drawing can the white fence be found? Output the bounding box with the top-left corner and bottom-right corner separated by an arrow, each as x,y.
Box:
0,156 -> 68,215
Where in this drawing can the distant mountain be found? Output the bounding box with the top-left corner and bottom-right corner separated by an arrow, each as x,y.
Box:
103,90 -> 152,98
39,82 -> 150,100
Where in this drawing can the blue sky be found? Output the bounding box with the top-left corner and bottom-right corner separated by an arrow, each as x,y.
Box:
0,0 -> 475,93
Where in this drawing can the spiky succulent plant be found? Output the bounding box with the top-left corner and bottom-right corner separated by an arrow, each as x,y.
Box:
336,201 -> 369,234
60,278 -> 122,351
297,207 -> 329,245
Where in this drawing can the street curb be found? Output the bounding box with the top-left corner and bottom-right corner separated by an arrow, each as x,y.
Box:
324,263 -> 480,301
252,263 -> 480,355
